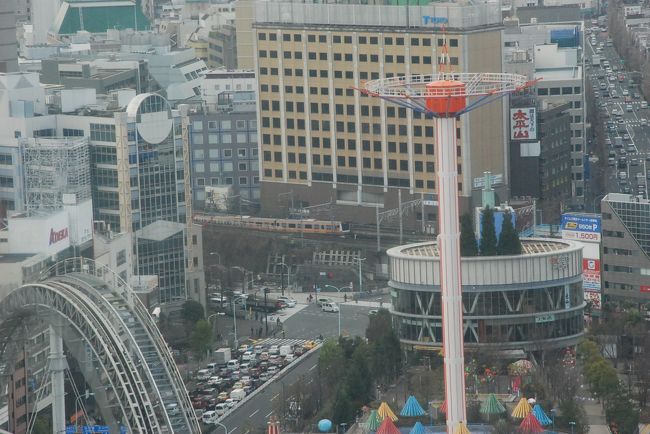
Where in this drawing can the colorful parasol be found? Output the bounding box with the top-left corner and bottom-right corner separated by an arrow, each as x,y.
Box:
367,410 -> 382,431
480,393 -> 506,415
377,402 -> 399,422
401,395 -> 427,417
409,421 -> 427,434
511,398 -> 532,419
438,400 -> 447,413
268,415 -> 281,434
454,421 -> 471,434
376,416 -> 401,434
532,404 -> 552,426
519,412 -> 544,434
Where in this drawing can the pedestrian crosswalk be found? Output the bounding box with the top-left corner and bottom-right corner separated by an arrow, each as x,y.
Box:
251,338 -> 311,347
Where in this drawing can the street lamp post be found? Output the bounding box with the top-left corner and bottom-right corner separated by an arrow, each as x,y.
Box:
550,408 -> 556,431
209,251 -> 221,265
213,422 -> 228,434
355,257 -> 366,293
569,421 -> 576,434
231,300 -> 238,349
278,262 -> 290,296
74,393 -> 95,432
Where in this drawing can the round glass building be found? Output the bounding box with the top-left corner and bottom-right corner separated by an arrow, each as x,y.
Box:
387,238 -> 585,353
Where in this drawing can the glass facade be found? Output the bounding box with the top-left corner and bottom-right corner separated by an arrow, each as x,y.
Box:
391,283 -> 584,348
88,94 -> 189,303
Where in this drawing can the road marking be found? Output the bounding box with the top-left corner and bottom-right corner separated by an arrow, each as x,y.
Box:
309,364 -> 317,371
250,409 -> 260,417
271,393 -> 280,401
229,427 -> 239,434
266,411 -> 274,417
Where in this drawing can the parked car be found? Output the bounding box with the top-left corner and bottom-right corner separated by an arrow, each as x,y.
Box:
217,392 -> 228,402
284,354 -> 295,363
269,345 -> 280,355
317,297 -> 334,306
215,403 -> 228,416
277,296 -> 297,307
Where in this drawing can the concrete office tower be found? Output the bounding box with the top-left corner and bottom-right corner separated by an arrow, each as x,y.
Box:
0,0 -> 19,73
600,193 -> 650,303
254,1 -> 507,228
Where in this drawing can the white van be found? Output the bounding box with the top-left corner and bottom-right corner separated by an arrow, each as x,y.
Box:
202,410 -> 218,424
322,302 -> 339,313
226,359 -> 240,371
279,345 -> 292,357
215,403 -> 228,416
206,362 -> 220,372
230,388 -> 246,401
196,369 -> 211,380
642,101 -> 648,109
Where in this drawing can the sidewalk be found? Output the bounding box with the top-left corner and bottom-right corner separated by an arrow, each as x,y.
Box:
582,397 -> 609,434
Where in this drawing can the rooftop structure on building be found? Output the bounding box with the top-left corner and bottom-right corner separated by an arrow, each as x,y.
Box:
51,0 -> 151,37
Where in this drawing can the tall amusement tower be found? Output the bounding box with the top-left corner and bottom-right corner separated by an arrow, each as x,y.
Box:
360,71 -> 530,432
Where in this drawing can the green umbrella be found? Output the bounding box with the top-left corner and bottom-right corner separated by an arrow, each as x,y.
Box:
367,410 -> 381,431
480,393 -> 506,415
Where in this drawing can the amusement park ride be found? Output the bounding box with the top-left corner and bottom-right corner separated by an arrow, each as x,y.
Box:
357,30 -> 534,433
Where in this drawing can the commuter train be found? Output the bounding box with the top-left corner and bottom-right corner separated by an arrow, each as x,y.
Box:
194,213 -> 350,235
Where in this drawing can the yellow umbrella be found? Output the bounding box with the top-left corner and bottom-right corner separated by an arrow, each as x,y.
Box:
377,402 -> 399,422
511,398 -> 532,419
454,422 -> 471,434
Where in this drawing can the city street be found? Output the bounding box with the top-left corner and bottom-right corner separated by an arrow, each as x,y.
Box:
586,24 -> 650,203
209,348 -> 321,434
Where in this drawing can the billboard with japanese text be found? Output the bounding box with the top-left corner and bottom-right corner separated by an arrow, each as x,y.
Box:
510,107 -> 537,140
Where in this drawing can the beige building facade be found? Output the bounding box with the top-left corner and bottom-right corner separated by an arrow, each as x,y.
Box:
254,1 -> 508,227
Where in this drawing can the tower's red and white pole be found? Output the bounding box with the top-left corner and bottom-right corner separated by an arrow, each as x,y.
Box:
426,81 -> 468,432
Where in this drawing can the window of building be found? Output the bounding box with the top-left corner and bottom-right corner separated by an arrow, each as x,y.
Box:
239,176 -> 248,185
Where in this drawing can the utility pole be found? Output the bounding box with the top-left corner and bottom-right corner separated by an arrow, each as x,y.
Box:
398,189 -> 403,245
281,265 -> 285,297
264,287 -> 269,335
421,192 -> 425,233
356,257 -> 366,293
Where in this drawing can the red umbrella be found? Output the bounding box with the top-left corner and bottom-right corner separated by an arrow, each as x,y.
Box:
439,400 -> 447,413
268,415 -> 281,434
519,412 -> 544,434
376,416 -> 401,434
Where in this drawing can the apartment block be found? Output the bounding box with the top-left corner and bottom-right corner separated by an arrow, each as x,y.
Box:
254,0 -> 507,227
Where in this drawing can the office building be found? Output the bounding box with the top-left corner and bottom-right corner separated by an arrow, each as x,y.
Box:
190,95 -> 260,210
0,1 -> 18,74
509,98 -> 573,221
255,0 -> 507,228
388,238 -> 585,354
600,193 -> 650,302
503,20 -> 586,208
208,25 -> 238,69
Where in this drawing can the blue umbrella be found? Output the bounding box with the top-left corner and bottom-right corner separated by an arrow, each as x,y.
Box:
400,395 -> 426,417
409,421 -> 426,434
532,404 -> 552,426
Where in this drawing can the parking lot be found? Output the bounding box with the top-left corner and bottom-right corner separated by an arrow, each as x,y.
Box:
189,337 -> 319,427
587,21 -> 650,200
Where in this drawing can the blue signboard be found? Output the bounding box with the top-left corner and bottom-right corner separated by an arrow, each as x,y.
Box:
422,16 -> 449,25
83,426 -> 110,433
561,213 -> 601,233
66,426 -> 76,434
120,426 -> 128,434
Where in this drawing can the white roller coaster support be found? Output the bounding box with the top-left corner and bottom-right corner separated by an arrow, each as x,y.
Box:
49,323 -> 67,434
435,116 -> 467,432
